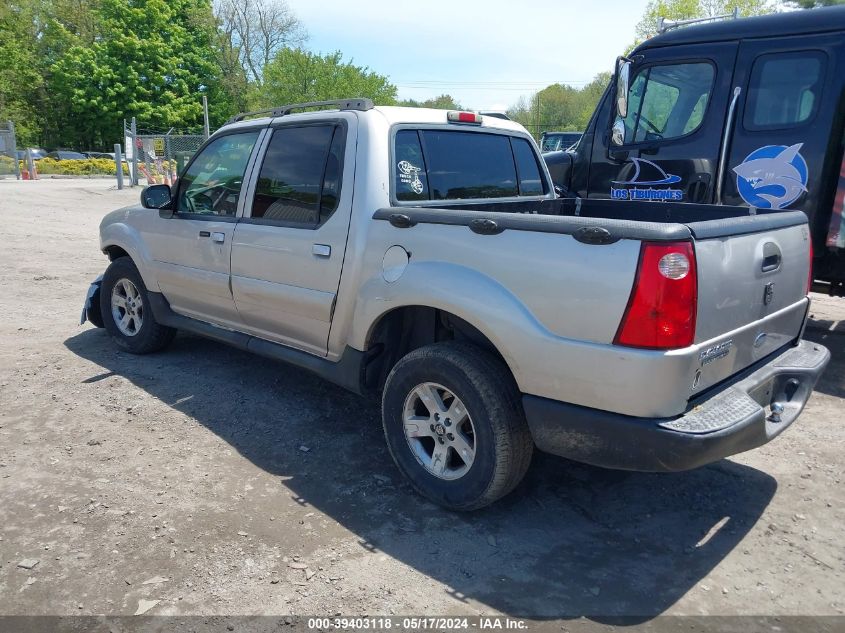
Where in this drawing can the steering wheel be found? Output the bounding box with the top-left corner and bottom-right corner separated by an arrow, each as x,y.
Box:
637,113 -> 663,138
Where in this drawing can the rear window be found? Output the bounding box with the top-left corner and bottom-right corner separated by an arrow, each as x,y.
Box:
744,51 -> 826,131
394,129 -> 546,201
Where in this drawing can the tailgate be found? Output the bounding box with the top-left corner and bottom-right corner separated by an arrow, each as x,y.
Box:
689,212 -> 811,394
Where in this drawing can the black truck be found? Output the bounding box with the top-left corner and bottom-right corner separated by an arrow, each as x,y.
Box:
544,7 -> 845,293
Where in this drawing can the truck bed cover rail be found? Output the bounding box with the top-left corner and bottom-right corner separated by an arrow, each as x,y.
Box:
374,206 -> 808,243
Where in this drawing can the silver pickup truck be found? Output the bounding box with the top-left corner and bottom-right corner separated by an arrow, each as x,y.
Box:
83,98 -> 830,510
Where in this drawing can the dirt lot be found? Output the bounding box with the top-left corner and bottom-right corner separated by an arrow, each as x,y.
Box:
0,179 -> 843,622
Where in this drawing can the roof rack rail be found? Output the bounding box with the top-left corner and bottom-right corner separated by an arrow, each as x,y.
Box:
657,7 -> 739,34
227,98 -> 374,124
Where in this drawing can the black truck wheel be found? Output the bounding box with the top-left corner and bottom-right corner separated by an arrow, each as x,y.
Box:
382,342 -> 533,510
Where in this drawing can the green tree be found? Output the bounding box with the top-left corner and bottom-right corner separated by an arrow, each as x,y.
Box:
48,0 -> 224,149
398,94 -> 463,110
259,48 -> 396,109
507,72 -> 612,139
0,1 -> 44,145
634,0 -> 775,43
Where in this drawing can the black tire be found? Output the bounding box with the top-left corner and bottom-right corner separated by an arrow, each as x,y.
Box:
100,257 -> 176,354
382,342 -> 533,511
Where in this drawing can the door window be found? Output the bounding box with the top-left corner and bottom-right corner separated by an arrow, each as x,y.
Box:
743,51 -> 826,131
176,132 -> 259,216
511,137 -> 544,196
250,125 -> 344,227
621,63 -> 714,144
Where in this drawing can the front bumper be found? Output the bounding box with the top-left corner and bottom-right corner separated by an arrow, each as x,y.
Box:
523,339 -> 830,472
80,275 -> 104,327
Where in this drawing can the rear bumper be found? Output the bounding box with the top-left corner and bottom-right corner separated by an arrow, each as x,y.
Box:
523,339 -> 830,472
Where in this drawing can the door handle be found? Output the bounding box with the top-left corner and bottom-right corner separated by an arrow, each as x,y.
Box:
199,230 -> 226,243
312,244 -> 331,257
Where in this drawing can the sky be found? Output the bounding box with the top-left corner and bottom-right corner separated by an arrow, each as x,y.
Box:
286,0 -> 652,112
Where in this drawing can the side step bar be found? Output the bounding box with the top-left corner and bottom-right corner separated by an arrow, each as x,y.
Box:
146,292 -> 368,395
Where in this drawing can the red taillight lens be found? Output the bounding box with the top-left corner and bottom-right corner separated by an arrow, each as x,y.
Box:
614,241 -> 698,350
447,111 -> 482,124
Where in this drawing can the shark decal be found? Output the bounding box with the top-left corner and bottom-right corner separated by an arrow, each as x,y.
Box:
610,158 -> 684,201
733,144 -> 808,210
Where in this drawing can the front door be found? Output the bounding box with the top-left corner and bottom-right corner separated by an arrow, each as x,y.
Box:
587,42 -> 738,204
230,117 -> 356,356
145,130 -> 262,328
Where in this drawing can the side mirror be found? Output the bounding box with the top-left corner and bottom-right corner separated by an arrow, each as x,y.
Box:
612,118 -> 626,146
141,184 -> 172,210
616,57 -> 631,118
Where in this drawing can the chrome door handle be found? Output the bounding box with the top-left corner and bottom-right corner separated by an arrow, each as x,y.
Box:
312,244 -> 331,257
211,232 -> 225,243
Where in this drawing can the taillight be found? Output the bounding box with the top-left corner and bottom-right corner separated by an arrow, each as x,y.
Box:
447,111 -> 483,124
614,242 -> 698,350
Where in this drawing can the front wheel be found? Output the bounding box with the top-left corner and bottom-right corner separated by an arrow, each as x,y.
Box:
100,257 -> 176,354
381,342 -> 533,510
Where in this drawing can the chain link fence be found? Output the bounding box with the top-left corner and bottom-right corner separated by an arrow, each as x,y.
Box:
124,121 -> 206,185
0,121 -> 20,179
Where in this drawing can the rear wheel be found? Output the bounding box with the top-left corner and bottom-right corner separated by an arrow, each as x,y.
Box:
100,257 -> 175,354
382,342 -> 533,510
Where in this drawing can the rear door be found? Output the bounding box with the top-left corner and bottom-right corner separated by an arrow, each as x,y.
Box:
724,33 -> 844,245
588,42 -> 738,204
230,116 -> 356,356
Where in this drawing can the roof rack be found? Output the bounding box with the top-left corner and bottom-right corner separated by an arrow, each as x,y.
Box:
657,7 -> 739,34
227,98 -> 374,124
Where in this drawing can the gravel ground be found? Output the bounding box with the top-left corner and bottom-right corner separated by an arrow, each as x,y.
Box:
0,179 -> 843,621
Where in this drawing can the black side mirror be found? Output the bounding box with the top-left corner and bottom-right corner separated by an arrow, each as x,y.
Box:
141,184 -> 172,210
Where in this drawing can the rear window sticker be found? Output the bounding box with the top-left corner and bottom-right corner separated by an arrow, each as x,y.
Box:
398,160 -> 424,195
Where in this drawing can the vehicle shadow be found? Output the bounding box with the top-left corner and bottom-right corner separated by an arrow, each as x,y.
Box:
804,316 -> 844,398
65,329 -> 778,621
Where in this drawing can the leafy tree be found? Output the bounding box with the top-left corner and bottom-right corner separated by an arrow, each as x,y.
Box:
634,0 -> 775,43
398,94 -> 463,110
259,48 -> 396,109
48,0 -> 225,149
0,1 -> 44,145
507,72 -> 612,139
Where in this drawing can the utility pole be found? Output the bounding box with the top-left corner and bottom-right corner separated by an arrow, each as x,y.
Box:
202,96 -> 210,139
131,117 -> 139,186
534,93 -> 541,141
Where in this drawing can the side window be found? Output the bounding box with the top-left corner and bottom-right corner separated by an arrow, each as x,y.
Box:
176,132 -> 259,216
395,130 -> 429,201
621,63 -> 714,144
744,51 -> 825,131
419,130 -> 517,200
394,130 -> 547,201
319,127 -> 345,224
251,125 -> 340,226
511,137 -> 545,196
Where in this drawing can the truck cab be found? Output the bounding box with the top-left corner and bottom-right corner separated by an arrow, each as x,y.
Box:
545,6 -> 845,290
